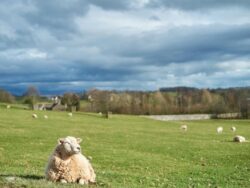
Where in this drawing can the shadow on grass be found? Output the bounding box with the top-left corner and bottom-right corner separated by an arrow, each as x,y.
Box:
0,174 -> 44,180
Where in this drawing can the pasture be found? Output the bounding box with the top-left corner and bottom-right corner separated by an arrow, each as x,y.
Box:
0,107 -> 250,187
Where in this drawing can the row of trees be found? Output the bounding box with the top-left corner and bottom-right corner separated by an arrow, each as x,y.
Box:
1,86 -> 249,117
84,88 -> 250,116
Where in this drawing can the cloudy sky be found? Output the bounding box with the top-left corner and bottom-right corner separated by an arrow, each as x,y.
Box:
1,0 -> 250,94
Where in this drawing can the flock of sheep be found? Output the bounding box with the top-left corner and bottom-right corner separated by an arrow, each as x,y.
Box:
32,113 -> 73,119
5,105 -> 248,185
180,124 -> 248,143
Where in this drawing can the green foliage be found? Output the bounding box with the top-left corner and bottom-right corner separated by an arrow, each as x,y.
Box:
0,89 -> 15,103
0,108 -> 250,187
23,96 -> 37,110
61,93 -> 80,112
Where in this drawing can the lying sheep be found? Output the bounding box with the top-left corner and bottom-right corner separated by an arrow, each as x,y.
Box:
68,113 -> 73,117
217,126 -> 223,134
45,136 -> 96,185
32,114 -> 38,118
180,125 -> 187,131
231,126 -> 236,132
44,115 -> 48,119
233,135 -> 247,143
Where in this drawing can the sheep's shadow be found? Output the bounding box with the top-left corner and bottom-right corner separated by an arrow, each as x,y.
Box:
0,174 -> 44,180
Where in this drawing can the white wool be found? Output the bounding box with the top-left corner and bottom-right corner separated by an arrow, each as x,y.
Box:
45,136 -> 96,184
180,125 -> 187,131
217,126 -> 223,133
32,114 -> 38,118
231,126 -> 236,132
44,115 -> 48,119
68,113 -> 73,117
233,135 -> 246,143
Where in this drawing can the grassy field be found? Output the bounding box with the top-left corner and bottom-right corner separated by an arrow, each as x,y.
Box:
0,108 -> 250,188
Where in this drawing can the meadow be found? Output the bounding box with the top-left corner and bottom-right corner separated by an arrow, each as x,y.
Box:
0,106 -> 250,187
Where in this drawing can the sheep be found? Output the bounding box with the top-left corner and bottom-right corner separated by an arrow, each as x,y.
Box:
180,125 -> 187,131
32,114 -> 38,118
231,126 -> 236,132
217,126 -> 223,134
44,115 -> 48,119
68,113 -> 73,117
45,136 -> 96,185
233,135 -> 247,143
6,105 -> 11,109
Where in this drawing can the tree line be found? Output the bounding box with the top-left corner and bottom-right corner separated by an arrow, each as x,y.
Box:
0,86 -> 249,117
84,87 -> 250,117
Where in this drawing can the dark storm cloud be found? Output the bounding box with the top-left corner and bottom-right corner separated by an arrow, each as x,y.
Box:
0,0 -> 250,94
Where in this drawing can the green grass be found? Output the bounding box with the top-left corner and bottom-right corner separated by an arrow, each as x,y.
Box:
0,108 -> 250,187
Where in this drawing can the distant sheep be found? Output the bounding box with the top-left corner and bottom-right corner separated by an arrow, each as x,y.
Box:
44,115 -> 48,119
180,125 -> 187,131
68,113 -> 73,117
6,105 -> 11,109
233,135 -> 247,143
45,136 -> 96,185
231,126 -> 236,132
217,126 -> 223,134
32,114 -> 38,118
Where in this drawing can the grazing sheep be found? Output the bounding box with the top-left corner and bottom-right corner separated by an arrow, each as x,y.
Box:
45,136 -> 96,185
32,114 -> 38,118
233,135 -> 247,143
231,126 -> 236,132
180,125 -> 187,131
6,105 -> 11,109
217,126 -> 223,134
68,113 -> 73,117
44,115 -> 48,119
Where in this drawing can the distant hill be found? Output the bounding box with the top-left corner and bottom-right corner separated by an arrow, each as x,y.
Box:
159,86 -> 199,92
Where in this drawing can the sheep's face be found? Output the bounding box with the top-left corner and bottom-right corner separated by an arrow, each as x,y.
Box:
58,136 -> 82,155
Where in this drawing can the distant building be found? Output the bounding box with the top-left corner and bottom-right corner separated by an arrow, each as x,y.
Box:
34,96 -> 66,111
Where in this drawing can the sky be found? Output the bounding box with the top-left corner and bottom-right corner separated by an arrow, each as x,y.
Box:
0,0 -> 250,95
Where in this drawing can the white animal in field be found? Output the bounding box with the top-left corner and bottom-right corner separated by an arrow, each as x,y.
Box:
217,126 -> 223,133
6,105 -> 11,109
233,135 -> 247,143
45,136 -> 96,185
32,114 -> 38,118
44,115 -> 48,119
231,126 -> 236,132
68,113 -> 73,117
180,125 -> 187,131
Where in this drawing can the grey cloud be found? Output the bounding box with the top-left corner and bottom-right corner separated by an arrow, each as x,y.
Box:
89,0 -> 130,10
148,0 -> 250,10
104,24 -> 250,65
0,0 -> 250,94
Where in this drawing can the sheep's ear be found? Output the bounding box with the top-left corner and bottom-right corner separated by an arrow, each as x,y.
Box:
77,138 -> 82,143
58,138 -> 65,144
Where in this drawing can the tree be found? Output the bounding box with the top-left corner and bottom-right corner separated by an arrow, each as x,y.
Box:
23,86 -> 40,110
87,89 -> 113,118
23,86 -> 40,97
61,93 -> 80,112
0,89 -> 15,103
